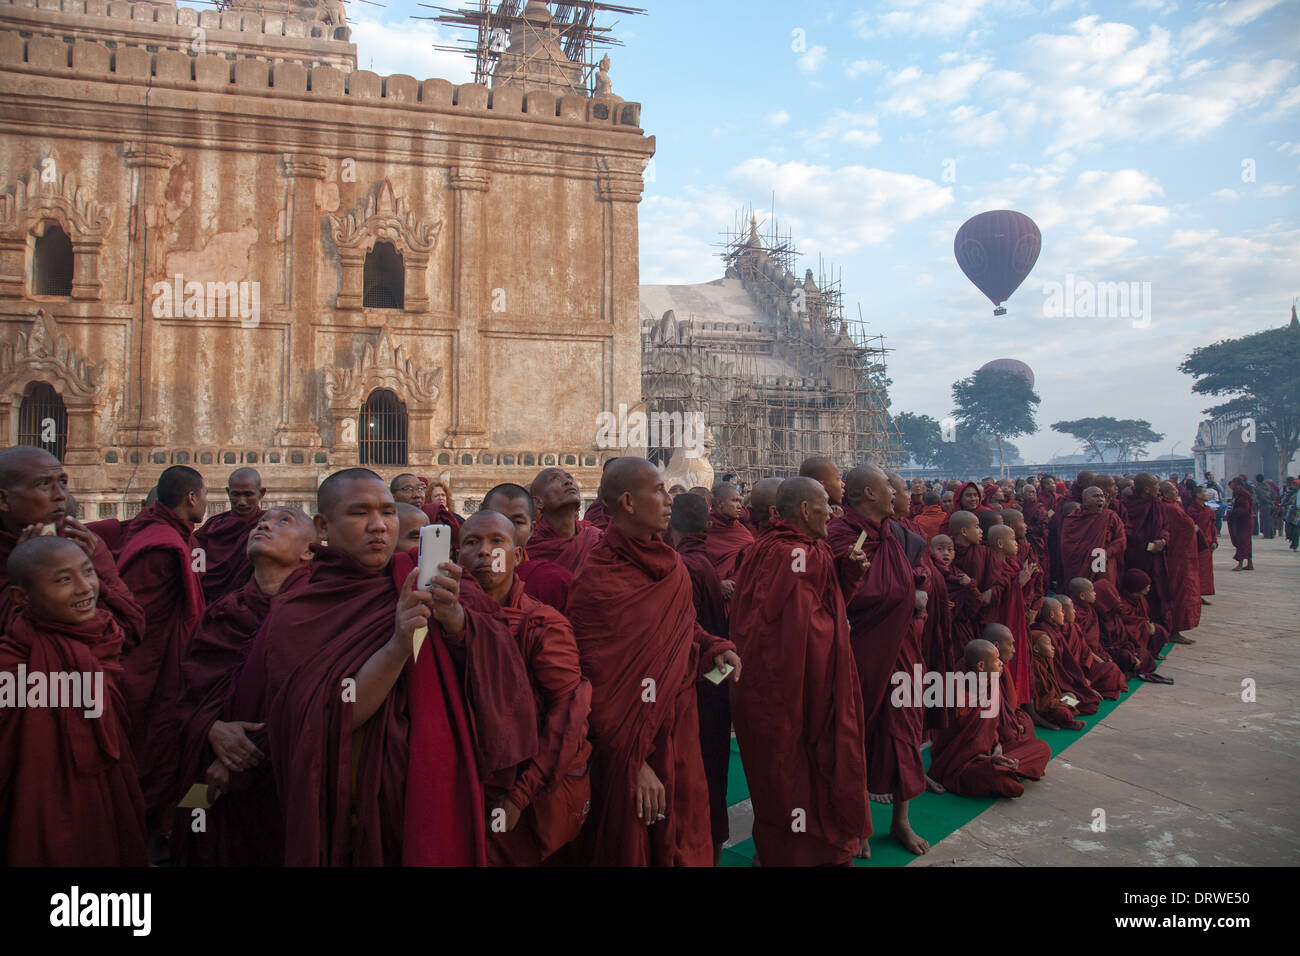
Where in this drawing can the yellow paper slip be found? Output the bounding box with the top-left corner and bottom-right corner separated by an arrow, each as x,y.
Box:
177,783 -> 217,810
412,624 -> 428,662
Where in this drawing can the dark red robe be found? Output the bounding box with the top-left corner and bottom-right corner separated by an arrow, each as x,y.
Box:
1185,499 -> 1217,595
954,543 -> 1030,698
1227,487 -> 1253,561
1071,601 -> 1128,698
117,503 -> 206,831
515,555 -> 572,611
1020,498 -> 1050,566
994,668 -> 1050,780
1123,495 -> 1170,626
908,492 -> 925,517
564,524 -> 735,866
938,551 -> 984,664
913,504 -> 946,541
1094,581 -> 1154,675
487,578 -> 592,866
1058,508 -> 1126,586
193,508 -> 263,604
705,508 -> 754,581
0,608 -> 147,865
1029,640 -> 1077,726
1042,620 -> 1100,714
1160,500 -> 1202,632
927,682 -> 1024,798
420,502 -> 464,554
526,517 -> 603,575
582,499 -> 610,529
827,510 -> 927,802
730,519 -> 869,864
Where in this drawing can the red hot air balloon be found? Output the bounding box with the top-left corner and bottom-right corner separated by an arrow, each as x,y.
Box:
980,358 -> 1034,388
954,211 -> 1041,316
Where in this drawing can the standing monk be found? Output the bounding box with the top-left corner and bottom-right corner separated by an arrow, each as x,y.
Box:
117,464 -> 208,847
1058,486 -> 1126,587
565,458 -> 740,866
1227,476 -> 1254,571
1185,486 -> 1217,599
745,477 -> 783,536
731,477 -> 870,865
483,483 -> 572,611
1157,481 -> 1200,640
913,491 -> 947,541
827,464 -> 931,855
459,510 -> 592,866
1122,474 -> 1172,632
706,481 -> 754,582
799,456 -> 845,517
193,468 -> 265,604
527,468 -> 603,574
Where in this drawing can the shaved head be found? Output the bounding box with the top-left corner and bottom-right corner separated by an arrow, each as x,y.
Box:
229,467 -> 260,485
669,493 -> 709,534
317,467 -> 386,517
1135,472 -> 1159,497
460,508 -> 518,542
948,510 -> 979,535
482,483 -> 534,520
983,622 -> 1012,644
964,638 -> 997,669
988,524 -> 1015,547
5,535 -> 85,590
0,445 -> 60,490
395,501 -> 429,547
843,463 -> 892,520
799,456 -> 843,505
747,477 -> 782,530
1040,596 -> 1060,617
600,457 -> 670,537
1068,577 -> 1095,597
226,467 -> 264,517
775,476 -> 831,539
600,457 -> 660,509
886,473 -> 909,517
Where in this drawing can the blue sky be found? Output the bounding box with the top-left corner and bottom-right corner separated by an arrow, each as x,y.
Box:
333,0 -> 1297,462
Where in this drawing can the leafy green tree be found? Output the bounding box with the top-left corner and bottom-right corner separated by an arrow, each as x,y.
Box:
893,412 -> 944,467
952,368 -> 1041,476
1179,314 -> 1300,482
1050,417 -> 1165,464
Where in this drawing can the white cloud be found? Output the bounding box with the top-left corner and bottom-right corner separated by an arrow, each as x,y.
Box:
794,110 -> 882,151
854,0 -> 996,38
1180,0 -> 1285,54
767,110 -> 791,126
638,188 -> 745,286
1212,188 -> 1241,200
1256,183 -> 1295,197
846,59 -> 884,79
882,59 -> 993,117
347,17 -> 474,84
798,45 -> 828,73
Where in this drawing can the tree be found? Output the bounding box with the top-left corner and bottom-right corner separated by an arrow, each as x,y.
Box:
1050,417 -> 1165,465
893,411 -> 944,467
952,368 -> 1041,476
933,433 -> 1002,477
1179,314 -> 1300,482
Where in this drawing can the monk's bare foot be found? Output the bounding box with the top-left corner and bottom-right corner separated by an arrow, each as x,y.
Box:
925,774 -> 947,794
1201,598 -> 1211,605
855,838 -> 872,859
890,821 -> 930,855
1068,719 -> 1085,730
869,792 -> 893,804
1245,563 -> 1255,570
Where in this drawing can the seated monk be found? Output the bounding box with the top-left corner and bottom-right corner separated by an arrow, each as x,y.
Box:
171,506 -> 316,866
483,483 -> 572,611
1120,568 -> 1172,662
913,491 -> 947,541
799,456 -> 845,519
706,480 -> 754,584
117,464 -> 208,847
1028,619 -> 1085,731
1038,596 -> 1100,715
1093,577 -> 1173,685
666,493 -> 732,863
730,477 -> 870,864
827,464 -> 931,856
527,468 -> 603,574
0,536 -> 148,865
986,623 -> 1051,781
458,510 -> 593,866
396,502 -> 429,551
1062,582 -> 1128,698
193,467 -> 265,604
255,468 -> 536,865
565,458 -> 740,866
927,639 -> 1026,799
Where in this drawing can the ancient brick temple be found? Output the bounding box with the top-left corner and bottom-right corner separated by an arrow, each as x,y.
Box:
0,0 -> 652,516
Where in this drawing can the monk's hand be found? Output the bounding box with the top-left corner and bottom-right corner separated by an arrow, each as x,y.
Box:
16,524 -> 45,546
59,517 -> 101,559
957,572 -> 972,586
394,567 -> 434,655
715,649 -> 742,684
1018,565 -> 1033,585
913,589 -> 928,616
993,755 -> 1019,770
848,546 -> 869,572
429,561 -> 466,636
1147,623 -> 1156,635
1149,539 -> 1166,552
488,796 -> 523,834
204,759 -> 230,802
980,588 -> 994,605
720,579 -> 736,601
209,719 -> 265,772
634,761 -> 666,826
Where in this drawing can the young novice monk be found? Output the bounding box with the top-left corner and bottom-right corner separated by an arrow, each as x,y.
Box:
986,623 -> 1051,781
0,536 -> 147,865
1067,578 -> 1129,697
1041,596 -> 1102,714
1028,621 -> 1086,731
928,534 -> 981,664
986,525 -> 1035,698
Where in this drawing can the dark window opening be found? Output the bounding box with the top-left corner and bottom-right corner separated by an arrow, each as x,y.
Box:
359,388 -> 408,466
33,223 -> 73,296
17,382 -> 68,461
363,241 -> 404,309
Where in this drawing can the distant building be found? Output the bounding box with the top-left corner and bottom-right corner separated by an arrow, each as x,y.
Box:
1193,415 -> 1299,482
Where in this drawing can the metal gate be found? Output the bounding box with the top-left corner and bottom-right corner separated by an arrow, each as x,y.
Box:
358,388 -> 408,466
17,382 -> 68,461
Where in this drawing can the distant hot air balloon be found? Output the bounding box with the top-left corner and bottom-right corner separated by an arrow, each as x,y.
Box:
980,358 -> 1034,388
954,211 -> 1041,316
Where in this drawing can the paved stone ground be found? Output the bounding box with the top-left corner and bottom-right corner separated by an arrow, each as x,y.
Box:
910,535 -> 1300,867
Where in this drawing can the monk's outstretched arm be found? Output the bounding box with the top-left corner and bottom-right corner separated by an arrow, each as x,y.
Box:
351,569 -> 429,730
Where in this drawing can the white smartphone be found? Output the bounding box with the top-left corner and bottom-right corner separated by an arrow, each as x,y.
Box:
417,523 -> 452,592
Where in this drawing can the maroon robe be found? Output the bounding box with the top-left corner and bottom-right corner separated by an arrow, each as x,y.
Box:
193,508 -> 263,604
908,492 -> 925,517
1017,536 -> 1044,618
0,608 -> 147,865
938,482 -> 988,536
1094,580 -> 1154,675
171,567 -> 310,866
1034,620 -> 1099,715
1227,486 -> 1253,561
1160,499 -> 1202,632
730,519 -> 869,864
705,508 -> 754,581
938,551 -> 984,664
487,579 -> 592,866
526,517 -> 603,575
86,516 -> 128,556
1058,508 -> 1126,586
1029,640 -> 1077,726
515,555 -> 572,611
1185,499 -> 1217,595
994,668 -> 1050,780
582,499 -> 610,529
259,545 -> 534,865
117,503 -> 206,830
827,510 -> 928,802
1122,495 -> 1170,625
565,524 -> 735,866
954,543 -> 1030,698
918,550 -> 955,732
673,531 -> 732,847
1021,498 -> 1050,567
927,682 -> 1025,798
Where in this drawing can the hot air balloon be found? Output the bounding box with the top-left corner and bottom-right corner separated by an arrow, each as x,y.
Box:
954,210 -> 1041,316
980,358 -> 1034,388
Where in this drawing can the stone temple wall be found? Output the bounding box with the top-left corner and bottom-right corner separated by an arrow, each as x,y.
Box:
0,0 -> 654,516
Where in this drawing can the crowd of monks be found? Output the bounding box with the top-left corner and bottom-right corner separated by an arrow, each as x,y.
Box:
0,445 -> 1234,866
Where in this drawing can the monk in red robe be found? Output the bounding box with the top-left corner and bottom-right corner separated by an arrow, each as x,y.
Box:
1158,481 -> 1202,637
745,477 -> 782,535
1037,596 -> 1101,715
1006,509 -> 1044,619
980,525 -> 1035,699
1227,476 -> 1254,570
929,533 -> 981,662
828,464 -> 931,855
565,458 -> 740,866
1028,627 -> 1085,729
526,468 -> 603,574
1059,589 -> 1127,699
949,512 -> 1002,667
483,482 -> 572,611
1019,483 -> 1050,562
1123,474 -> 1174,635
257,468 -> 535,865
706,480 -> 754,582
459,510 -> 592,866
986,624 -> 1051,780
1059,486 -> 1126,586
666,493 -> 732,862
193,467 -> 265,604
1185,485 -> 1218,598
913,491 -> 947,541
887,472 -> 924,537
938,481 -> 986,536
799,456 -> 845,518
117,465 -> 208,847
1,536 -> 148,865
170,506 -> 315,866
1093,578 -> 1173,685
396,502 -> 429,550
730,476 -> 870,864
927,639 -> 1025,798
907,478 -> 926,517
0,447 -> 144,644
